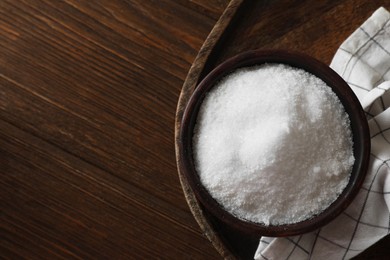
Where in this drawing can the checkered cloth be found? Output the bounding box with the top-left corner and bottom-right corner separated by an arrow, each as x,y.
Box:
254,7 -> 390,260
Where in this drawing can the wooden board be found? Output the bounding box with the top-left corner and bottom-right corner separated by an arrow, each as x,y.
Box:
175,0 -> 390,259
1,0 -> 229,258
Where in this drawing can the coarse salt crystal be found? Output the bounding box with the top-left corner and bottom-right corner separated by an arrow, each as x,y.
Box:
193,64 -> 354,225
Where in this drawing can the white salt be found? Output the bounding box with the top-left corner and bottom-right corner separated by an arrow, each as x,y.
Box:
193,64 -> 354,225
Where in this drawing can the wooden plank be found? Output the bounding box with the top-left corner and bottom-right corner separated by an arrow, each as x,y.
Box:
1,0 -> 229,258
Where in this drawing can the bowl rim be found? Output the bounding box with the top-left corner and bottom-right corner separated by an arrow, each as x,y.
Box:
178,49 -> 370,237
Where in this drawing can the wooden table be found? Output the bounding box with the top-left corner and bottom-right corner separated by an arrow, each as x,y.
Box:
1,1 -> 389,259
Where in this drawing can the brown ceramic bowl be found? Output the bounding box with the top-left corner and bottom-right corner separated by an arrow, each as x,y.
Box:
179,49 -> 370,237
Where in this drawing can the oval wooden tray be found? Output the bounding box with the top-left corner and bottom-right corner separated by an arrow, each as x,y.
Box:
175,0 -> 390,259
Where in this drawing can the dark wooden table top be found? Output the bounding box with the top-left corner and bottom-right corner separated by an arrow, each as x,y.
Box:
1,0 -> 227,258
1,1 -> 389,259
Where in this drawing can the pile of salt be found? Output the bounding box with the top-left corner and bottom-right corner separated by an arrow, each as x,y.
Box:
193,64 -> 354,225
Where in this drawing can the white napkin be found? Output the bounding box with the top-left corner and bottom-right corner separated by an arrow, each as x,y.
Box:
254,7 -> 390,260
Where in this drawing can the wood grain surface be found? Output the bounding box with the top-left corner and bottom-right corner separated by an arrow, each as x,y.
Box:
1,0 -> 228,259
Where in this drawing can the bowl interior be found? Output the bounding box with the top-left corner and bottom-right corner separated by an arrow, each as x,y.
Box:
179,50 -> 370,237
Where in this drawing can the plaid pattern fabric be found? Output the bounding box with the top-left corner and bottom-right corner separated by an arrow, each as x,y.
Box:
255,7 -> 390,260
